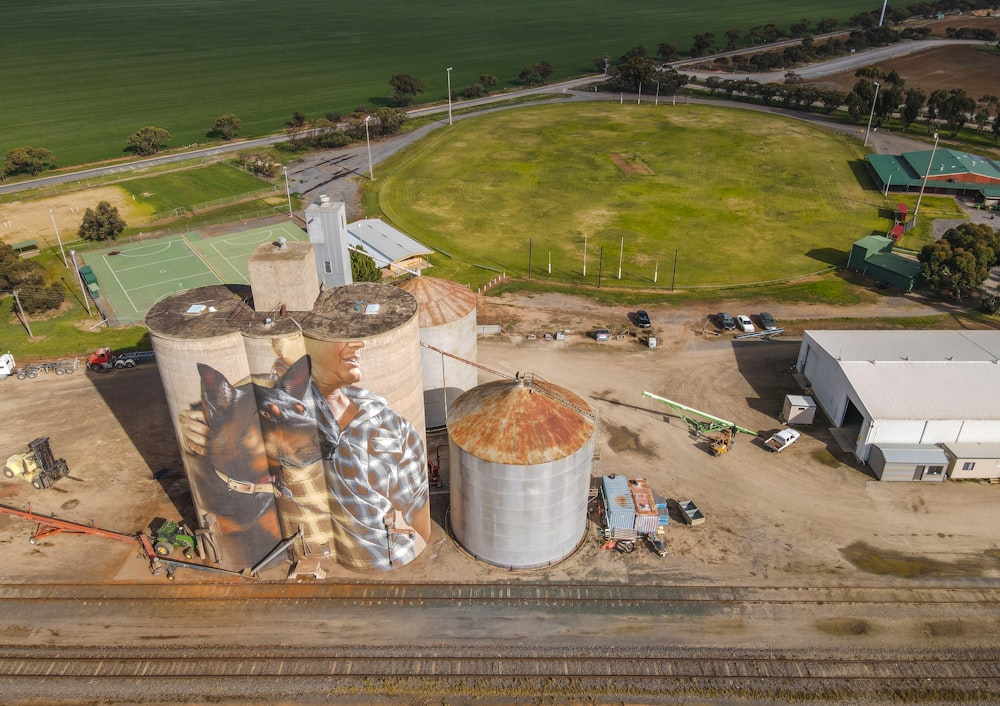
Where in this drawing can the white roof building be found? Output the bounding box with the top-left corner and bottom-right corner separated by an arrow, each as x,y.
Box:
346,218 -> 434,275
796,331 -> 1000,468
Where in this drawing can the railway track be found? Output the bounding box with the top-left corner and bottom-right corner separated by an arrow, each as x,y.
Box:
3,582 -> 999,702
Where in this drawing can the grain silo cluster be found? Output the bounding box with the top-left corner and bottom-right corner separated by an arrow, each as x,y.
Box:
145,201 -> 600,576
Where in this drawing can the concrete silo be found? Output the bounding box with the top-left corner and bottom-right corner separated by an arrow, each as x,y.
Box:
145,284 -> 287,571
397,276 -> 477,430
299,281 -> 431,572
447,375 -> 595,568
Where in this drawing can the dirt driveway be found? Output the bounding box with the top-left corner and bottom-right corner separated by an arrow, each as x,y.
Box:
1,289 -> 998,594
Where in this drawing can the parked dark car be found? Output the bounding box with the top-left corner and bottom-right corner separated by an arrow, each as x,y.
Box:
717,312 -> 736,330
758,312 -> 778,330
635,310 -> 651,328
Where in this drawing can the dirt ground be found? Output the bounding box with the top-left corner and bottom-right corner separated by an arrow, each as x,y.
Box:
803,42 -> 1000,100
0,186 -> 145,249
1,289 -> 999,595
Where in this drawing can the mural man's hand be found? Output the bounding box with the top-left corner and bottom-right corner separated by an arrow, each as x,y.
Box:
178,408 -> 209,456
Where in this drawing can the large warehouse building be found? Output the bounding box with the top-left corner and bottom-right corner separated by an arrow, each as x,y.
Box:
796,330 -> 1000,480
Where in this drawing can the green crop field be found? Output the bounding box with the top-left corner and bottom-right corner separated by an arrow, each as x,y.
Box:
372,102 -> 887,289
3,0 -> 873,168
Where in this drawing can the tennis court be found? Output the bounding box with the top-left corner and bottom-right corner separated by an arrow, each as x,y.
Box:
80,222 -> 309,323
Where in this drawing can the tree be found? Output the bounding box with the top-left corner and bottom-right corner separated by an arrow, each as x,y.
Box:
78,201 -> 126,242
518,60 -> 554,86
389,74 -> 425,106
371,107 -> 407,136
3,147 -> 56,177
689,32 -> 715,57
789,19 -> 810,37
126,126 -> 171,156
816,18 -> 838,33
212,114 -> 242,140
918,223 -> 1000,300
655,43 -> 677,61
724,29 -> 741,50
928,88 -> 977,138
350,246 -> 382,282
239,151 -> 280,178
901,88 -> 926,131
479,74 -> 498,90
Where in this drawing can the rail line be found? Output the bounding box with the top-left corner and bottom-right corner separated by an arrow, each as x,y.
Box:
2,581 -> 1000,605
3,582 -> 999,701
2,650 -> 998,702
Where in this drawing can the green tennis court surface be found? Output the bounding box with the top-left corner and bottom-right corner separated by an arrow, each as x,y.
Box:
80,222 -> 308,324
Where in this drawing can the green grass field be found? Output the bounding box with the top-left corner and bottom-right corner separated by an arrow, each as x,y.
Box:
118,162 -> 274,217
3,0 -> 873,168
372,103 -> 888,289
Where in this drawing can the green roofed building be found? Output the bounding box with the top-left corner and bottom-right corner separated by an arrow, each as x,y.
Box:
867,148 -> 1000,206
847,235 -> 922,292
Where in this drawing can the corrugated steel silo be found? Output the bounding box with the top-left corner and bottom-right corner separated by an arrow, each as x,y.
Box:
448,375 -> 595,568
397,276 -> 477,430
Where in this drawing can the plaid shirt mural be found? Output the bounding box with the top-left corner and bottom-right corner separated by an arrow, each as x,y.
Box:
309,384 -> 428,571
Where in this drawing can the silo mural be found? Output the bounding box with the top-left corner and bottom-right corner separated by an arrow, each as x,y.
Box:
147,275 -> 430,574
397,276 -> 478,430
447,375 -> 595,568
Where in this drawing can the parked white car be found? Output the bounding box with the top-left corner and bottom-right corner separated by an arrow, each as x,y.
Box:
736,314 -> 755,333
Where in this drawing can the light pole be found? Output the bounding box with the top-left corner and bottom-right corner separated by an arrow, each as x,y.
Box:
69,250 -> 91,315
283,167 -> 292,215
913,132 -> 940,225
864,81 -> 880,147
49,208 -> 67,266
364,115 -> 374,180
446,67 -> 453,125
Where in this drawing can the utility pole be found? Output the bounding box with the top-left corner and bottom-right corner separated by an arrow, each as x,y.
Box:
49,209 -> 67,266
12,289 -> 33,338
70,250 -> 91,315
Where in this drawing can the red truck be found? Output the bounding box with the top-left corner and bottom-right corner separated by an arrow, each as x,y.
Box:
87,347 -> 155,371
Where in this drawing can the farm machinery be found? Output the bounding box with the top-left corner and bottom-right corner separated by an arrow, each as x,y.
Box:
0,352 -> 78,380
3,437 -> 70,490
0,503 -> 247,581
642,391 -> 758,456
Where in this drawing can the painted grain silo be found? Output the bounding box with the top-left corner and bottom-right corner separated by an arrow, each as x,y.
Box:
447,374 -> 595,568
298,281 -> 431,572
145,284 -> 286,571
397,276 -> 477,430
147,245 -> 434,573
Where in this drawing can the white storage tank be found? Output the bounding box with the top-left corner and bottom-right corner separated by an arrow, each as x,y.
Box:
448,375 -> 595,568
397,276 -> 477,430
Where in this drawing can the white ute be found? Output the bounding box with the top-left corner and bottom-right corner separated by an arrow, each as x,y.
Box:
764,428 -> 800,452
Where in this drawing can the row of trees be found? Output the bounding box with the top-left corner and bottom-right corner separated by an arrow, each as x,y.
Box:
846,70 -> 1000,141
0,243 -> 65,314
919,224 -> 1000,301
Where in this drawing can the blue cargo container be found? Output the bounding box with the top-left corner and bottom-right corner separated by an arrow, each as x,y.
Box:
600,475 -> 635,531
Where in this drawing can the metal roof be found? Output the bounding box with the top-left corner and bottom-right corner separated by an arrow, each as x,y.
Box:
840,360 -> 1000,420
867,149 -> 1000,198
940,441 -> 1000,458
397,276 -> 476,326
805,331 -> 1000,421
347,219 -> 433,267
873,444 -> 949,464
805,330 -> 1000,363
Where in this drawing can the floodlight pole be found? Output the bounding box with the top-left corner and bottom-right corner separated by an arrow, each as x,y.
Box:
864,81 -> 880,147
637,82 -> 642,104
49,208 -> 67,266
618,236 -> 624,280
878,0 -> 888,27
70,250 -> 91,314
283,168 -> 292,215
446,67 -> 453,125
655,82 -> 660,106
364,115 -> 374,180
583,235 -> 587,277
913,132 -> 939,225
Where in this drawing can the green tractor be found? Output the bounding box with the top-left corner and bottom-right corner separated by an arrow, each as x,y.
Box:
153,520 -> 197,559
